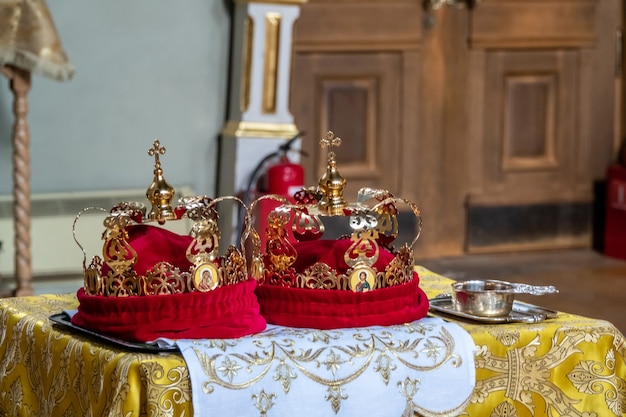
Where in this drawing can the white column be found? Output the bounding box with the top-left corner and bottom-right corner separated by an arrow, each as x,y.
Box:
219,0 -> 305,241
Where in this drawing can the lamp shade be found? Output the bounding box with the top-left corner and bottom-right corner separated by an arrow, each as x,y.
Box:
0,0 -> 74,81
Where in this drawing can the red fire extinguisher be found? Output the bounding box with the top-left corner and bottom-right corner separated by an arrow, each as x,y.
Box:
240,133 -> 306,248
265,155 -> 304,203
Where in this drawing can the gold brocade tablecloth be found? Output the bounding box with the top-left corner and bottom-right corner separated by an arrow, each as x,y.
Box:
1,267 -> 625,417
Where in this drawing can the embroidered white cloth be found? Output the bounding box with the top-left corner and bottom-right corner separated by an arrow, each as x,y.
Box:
175,317 -> 476,417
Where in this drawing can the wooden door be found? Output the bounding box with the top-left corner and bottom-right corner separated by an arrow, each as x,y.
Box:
290,0 -> 622,259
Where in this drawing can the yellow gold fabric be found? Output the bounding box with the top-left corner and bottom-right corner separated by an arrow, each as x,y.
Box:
0,0 -> 74,80
417,266 -> 626,417
1,267 -> 625,417
0,294 -> 191,417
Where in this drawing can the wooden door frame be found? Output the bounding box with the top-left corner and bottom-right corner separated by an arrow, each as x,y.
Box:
290,0 -> 623,260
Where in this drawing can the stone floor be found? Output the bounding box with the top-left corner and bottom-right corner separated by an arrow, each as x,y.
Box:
419,248 -> 626,334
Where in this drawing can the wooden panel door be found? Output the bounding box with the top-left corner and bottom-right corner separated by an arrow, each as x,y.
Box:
291,0 -> 622,259
292,52 -> 402,195
291,0 -> 421,198
465,0 -> 621,254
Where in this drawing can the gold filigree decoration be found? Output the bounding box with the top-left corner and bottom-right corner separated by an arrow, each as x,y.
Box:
186,218 -> 220,265
323,349 -> 347,376
298,262 -> 347,290
142,263 -> 193,295
256,131 -> 423,292
83,256 -> 103,296
0,294 -> 197,416
473,326 -> 624,416
102,217 -> 137,276
220,246 -> 248,286
374,353 -> 397,385
265,210 -> 297,272
1,379 -> 29,417
253,389 -> 277,416
190,325 -> 459,415
354,326 -> 461,372
373,205 -> 399,240
421,339 -> 445,364
73,141 -> 254,297
384,245 -> 415,287
265,238 -> 413,292
326,385 -> 348,414
404,321 -> 433,336
292,209 -> 325,240
247,227 -> 265,281
491,401 -> 519,417
398,376 -> 420,417
567,350 -> 626,416
192,347 -> 271,394
76,198 -> 251,297
309,329 -> 342,345
103,269 -> 141,297
344,214 -> 380,269
490,329 -> 521,347
274,361 -> 297,392
138,361 -> 191,416
217,356 -> 243,384
195,338 -> 239,353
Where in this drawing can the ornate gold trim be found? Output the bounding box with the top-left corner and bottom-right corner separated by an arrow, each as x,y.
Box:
73,143 -> 253,297
221,120 -> 299,139
240,16 -> 253,112
255,132 -> 424,291
262,12 -> 281,114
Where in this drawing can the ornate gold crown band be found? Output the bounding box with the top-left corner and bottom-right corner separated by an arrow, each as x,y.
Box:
73,140 -> 254,297
251,131 -> 423,292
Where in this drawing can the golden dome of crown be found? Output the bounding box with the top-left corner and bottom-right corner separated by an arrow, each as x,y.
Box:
249,131 -> 423,293
73,140 -> 254,297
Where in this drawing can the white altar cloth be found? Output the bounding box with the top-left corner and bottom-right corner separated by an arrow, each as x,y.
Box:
175,317 -> 476,417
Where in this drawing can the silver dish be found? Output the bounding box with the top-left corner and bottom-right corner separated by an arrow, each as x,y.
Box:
429,294 -> 558,324
451,279 -> 558,317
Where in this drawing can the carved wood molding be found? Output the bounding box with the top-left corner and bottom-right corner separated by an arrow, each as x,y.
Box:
470,1 -> 597,49
294,1 -> 422,51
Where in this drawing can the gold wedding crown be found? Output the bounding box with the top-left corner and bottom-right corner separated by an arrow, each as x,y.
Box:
73,140 -> 253,297
250,131 -> 423,292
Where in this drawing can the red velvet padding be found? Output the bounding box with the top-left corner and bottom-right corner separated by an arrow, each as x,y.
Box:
291,239 -> 396,274
72,279 -> 267,342
256,273 -> 429,329
100,224 -> 194,277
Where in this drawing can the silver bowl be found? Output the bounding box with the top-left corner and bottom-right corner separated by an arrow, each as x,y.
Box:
451,280 -> 516,317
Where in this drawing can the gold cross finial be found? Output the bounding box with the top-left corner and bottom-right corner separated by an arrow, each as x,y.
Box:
148,140 -> 166,170
317,131 -> 347,214
145,139 -> 176,223
321,131 -> 342,159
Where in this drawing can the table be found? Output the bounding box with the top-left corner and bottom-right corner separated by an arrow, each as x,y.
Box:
1,267 -> 625,417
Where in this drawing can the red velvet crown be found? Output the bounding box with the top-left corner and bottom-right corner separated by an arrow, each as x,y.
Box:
71,140 -> 266,342
251,132 -> 429,329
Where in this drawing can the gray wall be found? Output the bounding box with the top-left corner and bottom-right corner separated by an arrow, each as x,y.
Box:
0,0 -> 231,198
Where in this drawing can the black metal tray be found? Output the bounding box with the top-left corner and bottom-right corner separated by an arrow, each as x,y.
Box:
429,294 -> 558,324
49,312 -> 179,353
